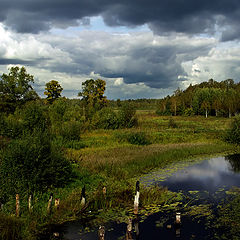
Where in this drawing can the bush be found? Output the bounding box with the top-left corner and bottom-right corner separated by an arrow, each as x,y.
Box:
60,120 -> 82,140
19,101 -> 49,133
2,114 -> 23,138
0,131 -> 72,201
168,118 -> 177,128
118,104 -> 137,128
126,132 -> 150,145
1,101 -> 49,139
92,108 -> 119,129
225,116 -> 240,144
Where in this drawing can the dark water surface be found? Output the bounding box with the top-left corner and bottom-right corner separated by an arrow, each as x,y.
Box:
61,154 -> 240,240
158,154 -> 240,192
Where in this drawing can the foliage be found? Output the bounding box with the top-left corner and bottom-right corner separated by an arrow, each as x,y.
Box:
216,189 -> 240,239
168,118 -> 177,128
118,103 -> 138,128
0,213 -> 24,240
126,132 -> 150,145
0,131 -> 73,202
18,101 -> 49,133
78,79 -> 108,119
0,101 -> 49,139
225,115 -> 240,144
60,120 -> 82,141
0,66 -> 38,113
156,78 -> 240,118
44,80 -> 63,104
92,107 -> 119,129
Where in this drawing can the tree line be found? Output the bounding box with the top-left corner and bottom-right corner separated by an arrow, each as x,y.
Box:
156,79 -> 240,118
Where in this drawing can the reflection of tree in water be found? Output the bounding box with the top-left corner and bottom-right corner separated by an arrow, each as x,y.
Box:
225,154 -> 240,173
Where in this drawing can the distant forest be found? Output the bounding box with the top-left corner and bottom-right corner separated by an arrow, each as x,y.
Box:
111,79 -> 240,118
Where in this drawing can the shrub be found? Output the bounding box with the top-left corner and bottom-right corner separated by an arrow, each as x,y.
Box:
126,132 -> 150,145
118,103 -> 137,128
60,120 -> 82,140
3,114 -> 23,138
19,101 -> 49,133
225,115 -> 240,144
0,131 -> 72,201
168,118 -> 177,128
92,108 -> 119,129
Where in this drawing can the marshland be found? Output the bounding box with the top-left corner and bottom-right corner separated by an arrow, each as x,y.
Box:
1,67 -> 240,239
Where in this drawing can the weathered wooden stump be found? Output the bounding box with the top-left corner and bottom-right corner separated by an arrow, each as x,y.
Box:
126,218 -> 133,240
80,186 -> 86,207
28,194 -> 33,213
98,226 -> 105,240
55,198 -> 60,210
134,181 -> 140,215
47,193 -> 53,214
16,194 -> 20,217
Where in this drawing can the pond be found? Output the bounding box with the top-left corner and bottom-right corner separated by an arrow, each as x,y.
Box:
61,154 -> 240,240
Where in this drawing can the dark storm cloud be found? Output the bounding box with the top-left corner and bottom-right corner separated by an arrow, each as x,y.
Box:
0,0 -> 240,40
0,58 -> 34,65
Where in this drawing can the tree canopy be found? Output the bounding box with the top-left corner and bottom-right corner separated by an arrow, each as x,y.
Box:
44,80 -> 63,104
0,66 -> 38,113
78,79 -> 108,118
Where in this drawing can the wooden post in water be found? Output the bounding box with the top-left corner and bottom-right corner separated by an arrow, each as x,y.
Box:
47,193 -> 53,214
16,194 -> 20,217
175,212 -> 181,225
80,186 -> 86,207
134,181 -> 140,215
28,194 -> 33,213
126,218 -> 133,240
175,212 -> 181,238
134,216 -> 140,238
98,226 -> 105,240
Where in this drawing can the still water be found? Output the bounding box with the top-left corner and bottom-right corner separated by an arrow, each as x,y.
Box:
62,154 -> 240,240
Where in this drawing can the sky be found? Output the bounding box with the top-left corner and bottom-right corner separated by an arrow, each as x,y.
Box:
0,0 -> 240,99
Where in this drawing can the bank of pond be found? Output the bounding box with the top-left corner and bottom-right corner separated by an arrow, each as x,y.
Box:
1,153 -> 240,239
5,153 -> 237,240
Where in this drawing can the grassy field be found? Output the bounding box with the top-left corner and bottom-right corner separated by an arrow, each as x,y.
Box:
1,112 -> 239,239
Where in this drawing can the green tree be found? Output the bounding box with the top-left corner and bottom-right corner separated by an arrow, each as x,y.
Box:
0,66 -> 38,113
78,79 -> 108,119
44,80 -> 63,104
212,88 -> 224,117
223,88 -> 238,118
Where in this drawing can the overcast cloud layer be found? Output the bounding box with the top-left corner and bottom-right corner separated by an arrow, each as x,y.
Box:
0,0 -> 240,99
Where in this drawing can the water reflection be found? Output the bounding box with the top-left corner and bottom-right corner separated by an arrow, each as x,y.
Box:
225,154 -> 240,172
155,155 -> 240,192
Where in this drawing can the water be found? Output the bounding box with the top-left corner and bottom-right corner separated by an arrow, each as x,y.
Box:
61,154 -> 240,240
148,154 -> 240,192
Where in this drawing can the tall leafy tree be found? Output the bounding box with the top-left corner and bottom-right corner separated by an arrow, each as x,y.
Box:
0,66 -> 38,113
78,79 -> 108,118
44,80 -> 63,104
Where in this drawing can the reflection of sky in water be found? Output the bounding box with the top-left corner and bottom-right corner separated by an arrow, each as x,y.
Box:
155,156 -> 240,192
